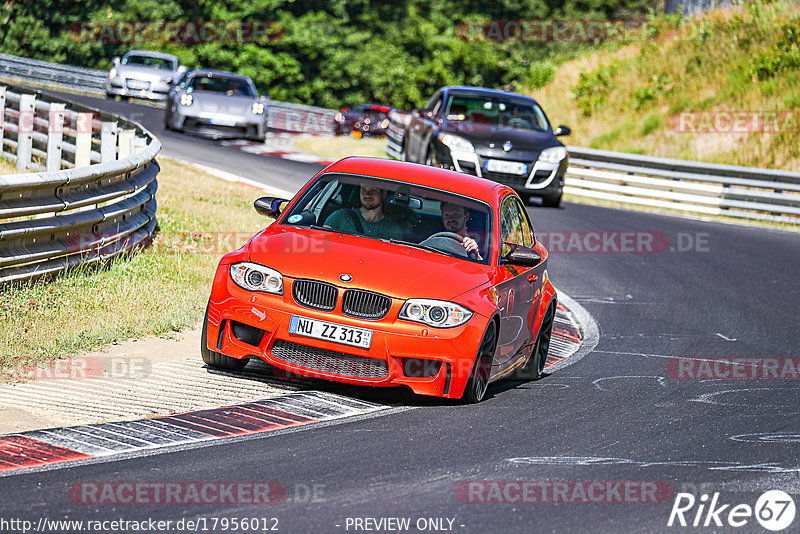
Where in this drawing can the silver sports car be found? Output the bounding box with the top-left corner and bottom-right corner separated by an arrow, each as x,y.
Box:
106,50 -> 184,101
164,69 -> 267,142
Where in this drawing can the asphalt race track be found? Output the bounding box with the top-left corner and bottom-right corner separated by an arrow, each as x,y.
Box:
2,92 -> 799,533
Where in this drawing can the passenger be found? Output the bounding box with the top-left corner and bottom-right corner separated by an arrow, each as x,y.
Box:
440,202 -> 482,259
324,185 -> 405,240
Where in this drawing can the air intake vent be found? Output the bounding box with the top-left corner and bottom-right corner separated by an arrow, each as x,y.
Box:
342,289 -> 391,320
271,339 -> 388,379
292,279 -> 337,311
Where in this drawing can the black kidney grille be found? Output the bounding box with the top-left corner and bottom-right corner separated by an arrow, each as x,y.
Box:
271,339 -> 388,379
342,289 -> 391,320
292,279 -> 337,311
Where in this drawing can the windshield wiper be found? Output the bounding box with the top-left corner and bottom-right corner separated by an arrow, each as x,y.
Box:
386,238 -> 461,259
308,225 -> 361,238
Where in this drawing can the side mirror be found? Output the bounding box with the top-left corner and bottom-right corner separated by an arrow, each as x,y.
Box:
177,65 -> 188,74
553,125 -> 571,136
254,196 -> 288,218
260,94 -> 271,101
112,57 -> 120,65
501,243 -> 542,267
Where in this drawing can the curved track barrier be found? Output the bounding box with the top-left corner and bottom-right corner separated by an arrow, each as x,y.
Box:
0,83 -> 161,283
565,146 -> 800,225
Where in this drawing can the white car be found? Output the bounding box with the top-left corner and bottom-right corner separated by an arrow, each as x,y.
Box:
106,50 -> 186,101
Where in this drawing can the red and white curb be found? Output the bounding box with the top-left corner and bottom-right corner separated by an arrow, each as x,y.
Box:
0,294 -> 593,475
0,391 -> 384,474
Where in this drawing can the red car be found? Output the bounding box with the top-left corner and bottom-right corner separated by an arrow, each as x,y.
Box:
202,158 -> 557,403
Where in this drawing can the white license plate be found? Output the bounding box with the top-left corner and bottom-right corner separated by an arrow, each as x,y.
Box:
288,315 -> 372,349
485,159 -> 528,175
209,118 -> 237,126
126,80 -> 149,90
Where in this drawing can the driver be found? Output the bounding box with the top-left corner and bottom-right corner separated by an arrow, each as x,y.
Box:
440,202 -> 482,260
324,184 -> 405,239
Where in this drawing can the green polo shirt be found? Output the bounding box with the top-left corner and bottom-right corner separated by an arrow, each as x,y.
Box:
324,209 -> 405,240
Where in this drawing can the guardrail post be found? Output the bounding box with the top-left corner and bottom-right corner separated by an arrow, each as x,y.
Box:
74,111 -> 93,167
16,93 -> 35,171
46,103 -> 66,172
118,129 -> 134,159
0,87 -> 5,160
133,135 -> 147,154
101,121 -> 118,162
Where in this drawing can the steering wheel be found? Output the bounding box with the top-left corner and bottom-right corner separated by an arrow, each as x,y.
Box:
424,232 -> 479,260
507,117 -> 531,129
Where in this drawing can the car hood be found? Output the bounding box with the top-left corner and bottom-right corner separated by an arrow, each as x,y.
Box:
190,92 -> 253,114
118,65 -> 174,81
441,120 -> 558,152
246,226 -> 492,301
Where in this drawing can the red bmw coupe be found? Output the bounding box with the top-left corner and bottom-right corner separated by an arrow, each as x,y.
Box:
203,158 -> 556,402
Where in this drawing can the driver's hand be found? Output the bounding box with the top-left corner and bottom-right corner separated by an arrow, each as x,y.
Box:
462,237 -> 482,259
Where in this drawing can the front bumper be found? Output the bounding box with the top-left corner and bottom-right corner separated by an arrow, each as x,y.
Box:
106,79 -> 170,100
207,267 -> 489,399
437,146 -> 567,198
175,109 -> 266,140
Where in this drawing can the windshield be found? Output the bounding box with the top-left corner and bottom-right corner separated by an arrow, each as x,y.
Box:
282,173 -> 493,264
444,94 -> 550,132
185,75 -> 256,98
121,54 -> 176,70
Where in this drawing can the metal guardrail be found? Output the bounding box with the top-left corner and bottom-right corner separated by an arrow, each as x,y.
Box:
565,146 -> 800,225
0,83 -> 161,283
0,53 -> 336,135
385,123 -> 800,225
0,53 -> 106,96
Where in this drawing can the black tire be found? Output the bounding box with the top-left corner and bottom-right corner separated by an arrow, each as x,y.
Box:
519,194 -> 533,205
200,302 -> 248,371
514,302 -> 556,380
461,320 -> 497,404
541,193 -> 562,208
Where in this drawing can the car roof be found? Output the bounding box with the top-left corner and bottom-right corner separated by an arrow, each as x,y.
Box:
440,85 -> 540,105
123,50 -> 178,61
321,157 -> 510,199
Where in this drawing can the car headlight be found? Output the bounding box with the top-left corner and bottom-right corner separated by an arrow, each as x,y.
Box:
230,262 -> 283,294
438,133 -> 474,153
538,146 -> 567,164
180,94 -> 193,106
399,299 -> 473,328
252,102 -> 265,115
380,118 -> 390,129
109,68 -> 117,79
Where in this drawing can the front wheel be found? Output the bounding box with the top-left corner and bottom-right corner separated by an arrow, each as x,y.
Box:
461,321 -> 497,404
201,302 -> 248,371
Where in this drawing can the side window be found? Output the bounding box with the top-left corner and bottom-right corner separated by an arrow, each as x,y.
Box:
500,195 -> 534,253
424,92 -> 440,111
515,198 -> 534,247
500,196 -> 524,250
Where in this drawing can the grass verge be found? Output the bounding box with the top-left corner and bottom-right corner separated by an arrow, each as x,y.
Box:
291,134 -> 386,161
0,158 -> 267,379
